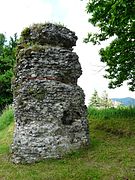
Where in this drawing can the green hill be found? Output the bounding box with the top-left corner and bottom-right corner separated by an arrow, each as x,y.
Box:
0,107 -> 135,179
112,97 -> 135,106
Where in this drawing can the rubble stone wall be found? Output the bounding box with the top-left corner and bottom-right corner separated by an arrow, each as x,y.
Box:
12,23 -> 90,164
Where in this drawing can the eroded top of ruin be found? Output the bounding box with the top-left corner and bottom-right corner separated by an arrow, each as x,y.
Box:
20,23 -> 78,49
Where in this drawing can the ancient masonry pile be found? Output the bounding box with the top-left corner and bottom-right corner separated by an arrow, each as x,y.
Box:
12,23 -> 90,163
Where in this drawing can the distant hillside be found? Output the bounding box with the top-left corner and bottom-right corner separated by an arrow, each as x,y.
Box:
112,97 -> 135,106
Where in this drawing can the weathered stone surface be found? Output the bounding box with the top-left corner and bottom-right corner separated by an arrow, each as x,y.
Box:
12,23 -> 90,164
20,23 -> 77,48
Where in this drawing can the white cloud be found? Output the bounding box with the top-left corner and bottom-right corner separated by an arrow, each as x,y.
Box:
0,0 -> 53,36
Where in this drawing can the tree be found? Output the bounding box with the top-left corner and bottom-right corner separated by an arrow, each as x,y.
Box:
89,90 -> 101,107
89,90 -> 114,108
84,0 -> 135,91
100,90 -> 113,108
0,33 -> 17,111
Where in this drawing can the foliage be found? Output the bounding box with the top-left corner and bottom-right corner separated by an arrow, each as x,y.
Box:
89,89 -> 101,107
0,106 -> 14,131
100,90 -> 113,108
84,0 -> 135,91
0,33 -> 17,111
89,90 -> 113,108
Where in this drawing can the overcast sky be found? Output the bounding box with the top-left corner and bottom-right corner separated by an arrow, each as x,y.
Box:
1,0 -> 135,104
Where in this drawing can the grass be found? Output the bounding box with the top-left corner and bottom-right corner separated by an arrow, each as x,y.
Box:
0,107 -> 135,179
0,106 -> 14,131
87,106 -> 135,120
88,107 -> 135,137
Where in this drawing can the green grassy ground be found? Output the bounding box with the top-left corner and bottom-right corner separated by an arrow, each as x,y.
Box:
0,106 -> 14,131
0,107 -> 135,180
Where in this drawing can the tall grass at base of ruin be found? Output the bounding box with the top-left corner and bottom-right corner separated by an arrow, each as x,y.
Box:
88,106 -> 135,137
87,106 -> 135,120
0,106 -> 14,131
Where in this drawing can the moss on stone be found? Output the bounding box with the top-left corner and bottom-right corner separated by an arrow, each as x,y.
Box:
35,88 -> 47,101
21,27 -> 31,39
28,87 -> 47,101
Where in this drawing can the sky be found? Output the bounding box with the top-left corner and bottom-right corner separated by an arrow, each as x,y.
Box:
1,0 -> 135,104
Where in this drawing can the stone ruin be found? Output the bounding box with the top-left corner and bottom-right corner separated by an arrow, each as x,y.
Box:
12,23 -> 90,163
